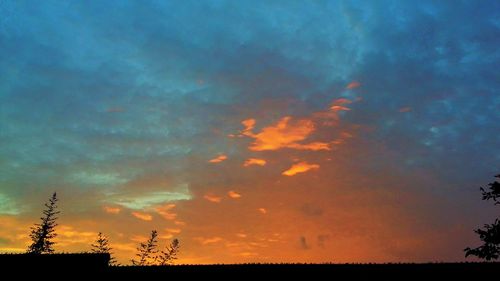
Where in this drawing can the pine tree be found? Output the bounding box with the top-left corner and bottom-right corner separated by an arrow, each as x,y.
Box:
91,232 -> 118,266
27,192 -> 60,254
158,238 -> 180,265
131,230 -> 159,266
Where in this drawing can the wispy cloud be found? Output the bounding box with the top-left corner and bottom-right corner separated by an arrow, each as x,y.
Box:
131,211 -> 153,221
209,154 -> 228,163
228,191 -> 241,199
243,158 -> 267,167
195,237 -> 223,245
346,81 -> 361,89
204,194 -> 222,203
103,206 -> 121,214
106,185 -> 192,209
282,162 -> 320,176
155,204 -> 177,220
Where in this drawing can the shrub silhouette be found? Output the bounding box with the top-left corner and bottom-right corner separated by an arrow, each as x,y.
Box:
27,192 -> 60,254
465,174 -> 500,260
131,230 -> 159,266
158,238 -> 180,265
91,232 -> 118,266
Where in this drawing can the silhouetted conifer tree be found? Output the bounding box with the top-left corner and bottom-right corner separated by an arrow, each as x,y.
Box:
131,230 -> 158,266
27,192 -> 59,254
465,174 -> 500,260
91,232 -> 117,266
158,238 -> 180,265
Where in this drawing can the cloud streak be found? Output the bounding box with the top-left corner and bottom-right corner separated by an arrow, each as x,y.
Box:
282,162 -> 320,176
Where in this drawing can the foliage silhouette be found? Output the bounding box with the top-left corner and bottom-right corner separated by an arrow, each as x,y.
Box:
27,192 -> 60,254
91,232 -> 118,266
158,238 -> 180,265
465,174 -> 500,260
131,230 -> 159,266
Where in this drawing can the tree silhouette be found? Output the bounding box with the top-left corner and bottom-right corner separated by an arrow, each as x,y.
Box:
91,232 -> 117,266
131,230 -> 158,266
465,174 -> 500,260
27,192 -> 59,254
158,238 -> 180,265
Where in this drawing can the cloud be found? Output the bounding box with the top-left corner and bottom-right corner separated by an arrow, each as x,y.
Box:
209,154 -> 228,163
245,117 -> 317,151
131,211 -> 153,221
330,98 -> 353,112
106,185 -> 192,209
282,162 -> 320,176
204,194 -> 222,203
241,119 -> 256,134
195,237 -> 223,245
0,194 -> 22,215
236,98 -> 357,152
103,206 -> 121,214
165,228 -> 182,234
68,171 -> 129,186
228,191 -> 241,199
243,158 -> 267,167
155,204 -> 177,220
399,107 -> 412,113
56,225 -> 96,246
236,233 -> 247,238
346,81 -> 361,89
258,208 -> 267,214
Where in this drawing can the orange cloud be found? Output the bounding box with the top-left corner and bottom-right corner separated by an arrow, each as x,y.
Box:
195,237 -> 223,245
155,204 -> 177,220
236,233 -> 247,238
131,211 -> 153,221
287,142 -> 331,151
165,228 -> 182,234
243,158 -> 267,167
56,225 -> 96,246
399,106 -> 412,112
228,191 -> 241,199
103,206 -> 121,214
204,194 -> 222,203
159,233 -> 174,240
247,117 -> 317,151
330,98 -> 353,112
209,154 -> 227,163
282,162 -> 320,176
346,81 -> 361,89
258,208 -> 267,214
241,119 -> 256,134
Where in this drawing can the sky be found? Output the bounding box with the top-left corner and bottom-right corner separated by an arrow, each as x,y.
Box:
0,0 -> 499,264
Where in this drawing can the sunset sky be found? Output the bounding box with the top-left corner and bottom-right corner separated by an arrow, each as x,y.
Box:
0,1 -> 499,264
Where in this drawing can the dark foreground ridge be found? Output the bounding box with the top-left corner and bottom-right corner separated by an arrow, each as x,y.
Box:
1,254 -> 499,279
